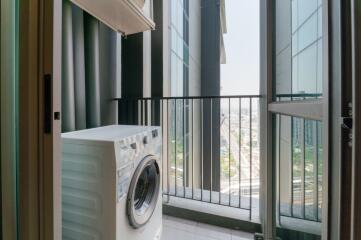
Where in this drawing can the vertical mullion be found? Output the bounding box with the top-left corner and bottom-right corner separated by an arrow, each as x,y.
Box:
144,100 -> 146,125
183,98 -> 186,198
143,100 -> 146,125
151,99 -> 155,126
301,118 -> 306,219
219,101 -> 221,204
140,100 -> 143,125
229,98 -> 231,206
278,115 -> 283,222
317,122 -> 322,222
249,98 -> 253,219
142,100 -> 144,126
144,99 -> 150,126
161,100 -> 164,193
201,99 -> 204,201
210,98 -> 213,203
239,98 -> 242,208
291,117 -> 294,217
174,99 -> 177,196
167,100 -> 170,201
192,99 -> 194,200
314,121 -> 319,221
149,100 -> 151,126
140,99 -> 144,125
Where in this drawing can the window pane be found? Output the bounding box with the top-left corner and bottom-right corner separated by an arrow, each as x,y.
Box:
170,0 -> 190,97
275,114 -> 323,238
304,120 -> 317,220
274,0 -> 323,101
297,0 -> 318,27
296,43 -> 318,95
278,115 -> 292,216
317,122 -> 323,221
292,117 -> 303,218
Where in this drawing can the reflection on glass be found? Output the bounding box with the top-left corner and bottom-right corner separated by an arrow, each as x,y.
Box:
275,0 -> 323,100
292,117 -> 303,218
317,122 -> 323,221
279,115 -> 292,216
304,120 -> 317,220
276,114 -> 323,239
170,0 -> 189,97
169,0 -> 191,196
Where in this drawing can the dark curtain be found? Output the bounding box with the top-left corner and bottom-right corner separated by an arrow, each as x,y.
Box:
62,1 -> 122,132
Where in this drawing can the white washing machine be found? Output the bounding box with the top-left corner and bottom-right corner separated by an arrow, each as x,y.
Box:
61,125 -> 162,240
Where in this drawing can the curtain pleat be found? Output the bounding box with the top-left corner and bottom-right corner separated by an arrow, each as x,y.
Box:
99,25 -> 118,125
84,15 -> 101,128
62,1 -> 76,132
62,2 -> 121,132
72,5 -> 86,130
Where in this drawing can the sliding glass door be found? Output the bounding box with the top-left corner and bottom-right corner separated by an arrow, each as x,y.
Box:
262,0 -> 330,239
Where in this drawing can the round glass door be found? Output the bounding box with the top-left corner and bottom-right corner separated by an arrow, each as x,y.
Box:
127,155 -> 160,229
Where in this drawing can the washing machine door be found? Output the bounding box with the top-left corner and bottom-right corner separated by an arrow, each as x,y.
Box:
127,155 -> 160,229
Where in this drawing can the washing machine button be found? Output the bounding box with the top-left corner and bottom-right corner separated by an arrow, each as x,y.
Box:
143,136 -> 148,145
130,143 -> 137,149
152,129 -> 158,138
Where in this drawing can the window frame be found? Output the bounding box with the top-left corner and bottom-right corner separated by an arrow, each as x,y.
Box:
18,0 -> 62,239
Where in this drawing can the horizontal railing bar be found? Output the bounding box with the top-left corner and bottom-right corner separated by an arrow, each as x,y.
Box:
113,95 -> 262,101
114,93 -> 322,101
279,213 -> 322,223
163,193 -> 252,211
275,93 -> 322,98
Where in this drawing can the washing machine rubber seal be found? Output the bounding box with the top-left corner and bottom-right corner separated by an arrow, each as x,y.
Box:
127,155 -> 160,229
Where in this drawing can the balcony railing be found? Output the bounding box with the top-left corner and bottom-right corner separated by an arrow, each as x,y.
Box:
114,95 -> 323,233
116,95 -> 260,220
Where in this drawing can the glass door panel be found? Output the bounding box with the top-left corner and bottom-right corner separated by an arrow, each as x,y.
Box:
274,0 -> 323,102
269,0 -> 328,239
275,114 -> 323,239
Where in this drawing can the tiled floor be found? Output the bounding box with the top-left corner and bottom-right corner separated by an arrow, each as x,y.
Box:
162,215 -> 254,240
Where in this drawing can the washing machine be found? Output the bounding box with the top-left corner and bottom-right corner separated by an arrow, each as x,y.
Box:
61,125 -> 162,240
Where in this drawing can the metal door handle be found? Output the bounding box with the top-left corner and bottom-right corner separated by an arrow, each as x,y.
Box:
341,117 -> 353,130
44,74 -> 52,133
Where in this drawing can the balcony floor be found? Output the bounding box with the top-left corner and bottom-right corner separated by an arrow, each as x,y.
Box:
162,215 -> 253,240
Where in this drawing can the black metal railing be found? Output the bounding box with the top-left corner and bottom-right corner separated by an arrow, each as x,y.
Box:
114,94 -> 323,226
274,93 -> 323,228
277,116 -> 323,225
116,95 -> 261,221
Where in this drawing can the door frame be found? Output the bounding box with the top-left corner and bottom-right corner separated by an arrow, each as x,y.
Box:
351,0 -> 361,238
261,0 -> 333,239
259,0 -> 275,238
1,0 -> 19,238
326,0 -> 356,238
19,0 -> 61,239
261,0 -> 359,239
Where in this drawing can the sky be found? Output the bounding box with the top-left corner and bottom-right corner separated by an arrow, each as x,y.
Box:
220,0 -> 260,96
